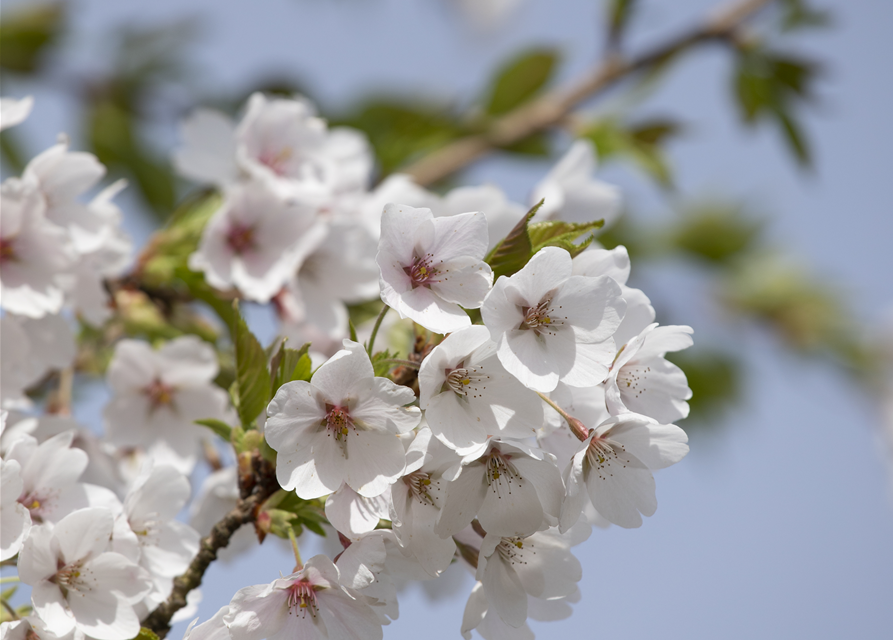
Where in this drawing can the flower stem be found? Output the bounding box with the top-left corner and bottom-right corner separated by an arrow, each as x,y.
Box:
288,526 -> 303,572
0,576 -> 19,584
0,598 -> 19,620
366,304 -> 390,356
536,391 -> 591,442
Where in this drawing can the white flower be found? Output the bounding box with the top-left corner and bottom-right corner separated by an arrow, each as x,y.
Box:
560,413 -> 688,529
118,465 -> 201,606
266,340 -> 421,499
224,554 -> 383,640
0,178 -> 72,318
481,246 -> 625,392
435,439 -> 563,539
4,431 -> 90,524
605,323 -> 694,423
472,528 -> 582,630
23,140 -> 109,254
389,428 -> 459,577
0,96 -> 34,131
572,245 -> 655,346
17,507 -> 152,640
324,483 -> 390,539
103,336 -> 230,468
173,108 -> 239,186
0,457 -> 31,560
530,139 -> 621,228
435,184 -> 527,251
377,203 -> 493,334
188,180 -> 326,303
418,325 -> 544,453
277,221 -> 379,339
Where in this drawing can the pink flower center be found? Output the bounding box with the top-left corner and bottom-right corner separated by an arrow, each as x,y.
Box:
144,378 -> 175,409
404,254 -> 439,288
226,222 -> 256,255
17,489 -> 51,523
286,580 -> 319,617
520,298 -> 562,335
49,558 -> 88,595
324,404 -> 354,442
257,146 -> 294,176
0,237 -> 16,264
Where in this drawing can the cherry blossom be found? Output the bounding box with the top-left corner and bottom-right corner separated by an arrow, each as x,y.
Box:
104,336 -> 231,469
224,554 -> 383,640
605,323 -> 694,423
0,178 -> 72,318
0,457 -> 31,560
17,507 -> 152,640
560,413 -> 689,529
418,325 -> 543,453
266,340 -> 420,498
377,203 -> 493,334
0,95 -> 34,131
189,180 -> 326,303
481,246 -> 625,392
435,439 -> 563,539
530,139 -> 621,228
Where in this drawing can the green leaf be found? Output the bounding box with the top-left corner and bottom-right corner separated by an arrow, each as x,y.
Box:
0,1 -> 65,73
665,349 -> 741,425
232,302 -> 272,428
671,202 -> 763,264
194,418 -> 232,441
584,118 -> 677,186
334,100 -> 461,176
485,48 -> 560,116
371,349 -> 396,377
528,219 -> 604,258
348,319 -> 358,343
271,342 -> 312,394
485,200 -> 542,279
133,628 -> 160,640
779,0 -> 831,31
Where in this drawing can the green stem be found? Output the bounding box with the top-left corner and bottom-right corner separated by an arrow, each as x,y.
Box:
0,598 -> 19,620
0,576 -> 19,584
366,304 -> 390,356
288,526 -> 303,572
536,391 -> 591,442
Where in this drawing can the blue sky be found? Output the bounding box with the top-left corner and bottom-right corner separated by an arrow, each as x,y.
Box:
5,0 -> 893,638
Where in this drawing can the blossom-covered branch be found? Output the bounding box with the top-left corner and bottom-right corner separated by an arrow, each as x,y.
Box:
403,0 -> 776,187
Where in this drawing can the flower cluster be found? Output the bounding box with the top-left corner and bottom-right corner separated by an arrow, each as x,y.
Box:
0,92 -> 691,640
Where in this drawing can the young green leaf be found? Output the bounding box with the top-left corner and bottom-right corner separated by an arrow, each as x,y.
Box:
528,219 -> 604,258
232,302 -> 272,428
484,49 -> 560,116
485,200 -> 542,279
194,418 -> 232,441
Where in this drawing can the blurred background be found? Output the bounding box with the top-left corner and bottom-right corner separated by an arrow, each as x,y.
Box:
2,0 -> 892,638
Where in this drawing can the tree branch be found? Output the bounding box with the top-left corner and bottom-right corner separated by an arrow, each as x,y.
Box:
403,0 -> 776,187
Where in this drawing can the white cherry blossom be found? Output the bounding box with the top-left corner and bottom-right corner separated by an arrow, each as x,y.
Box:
530,139 -> 621,228
325,483 -> 391,539
560,413 -> 689,529
389,428 -> 458,577
481,246 -> 625,392
266,340 -> 420,498
18,507 -> 152,640
377,203 -> 493,334
0,96 -> 34,131
606,323 -> 694,423
104,336 -> 230,468
0,178 -> 72,318
435,439 -> 563,539
224,554 -> 383,640
0,457 -> 31,560
189,180 -> 326,303
418,325 -> 544,453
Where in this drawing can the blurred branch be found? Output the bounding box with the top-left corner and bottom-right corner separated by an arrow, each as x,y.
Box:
403,0 -> 776,187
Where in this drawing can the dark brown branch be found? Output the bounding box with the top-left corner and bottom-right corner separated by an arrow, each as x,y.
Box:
403,0 -> 776,187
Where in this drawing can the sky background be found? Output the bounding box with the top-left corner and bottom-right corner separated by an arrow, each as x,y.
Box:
4,0 -> 893,638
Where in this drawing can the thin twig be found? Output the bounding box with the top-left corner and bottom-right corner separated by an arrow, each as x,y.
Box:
377,358 -> 421,370
403,0 -> 776,187
537,391 -> 591,442
366,304 -> 389,356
